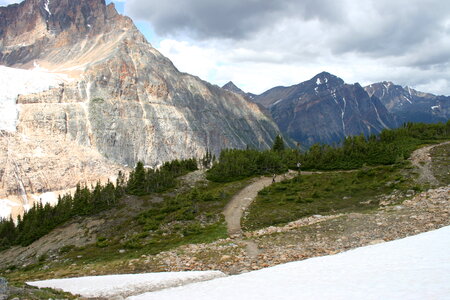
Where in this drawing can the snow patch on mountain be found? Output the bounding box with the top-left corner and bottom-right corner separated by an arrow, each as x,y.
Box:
0,66 -> 70,132
0,199 -> 19,219
31,192 -> 59,206
44,0 -> 51,15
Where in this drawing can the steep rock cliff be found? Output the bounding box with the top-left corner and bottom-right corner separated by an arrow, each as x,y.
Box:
0,0 -> 280,216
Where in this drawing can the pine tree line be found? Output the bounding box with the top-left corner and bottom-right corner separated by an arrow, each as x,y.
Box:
0,180 -> 123,249
300,121 -> 450,170
126,159 -> 198,196
0,158 -> 198,249
207,122 -> 450,182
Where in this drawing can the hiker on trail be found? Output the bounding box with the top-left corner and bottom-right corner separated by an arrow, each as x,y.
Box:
272,174 -> 276,183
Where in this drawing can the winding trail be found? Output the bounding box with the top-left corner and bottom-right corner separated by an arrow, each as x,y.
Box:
410,141 -> 450,185
222,141 -> 450,258
223,171 -> 297,258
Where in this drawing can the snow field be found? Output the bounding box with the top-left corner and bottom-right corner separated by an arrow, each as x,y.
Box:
0,66 -> 69,132
27,271 -> 226,299
129,226 -> 450,300
0,199 -> 19,220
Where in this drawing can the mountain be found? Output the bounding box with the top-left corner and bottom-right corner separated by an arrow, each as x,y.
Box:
222,81 -> 246,95
222,81 -> 256,100
0,0 -> 280,217
252,72 -> 398,147
365,82 -> 450,123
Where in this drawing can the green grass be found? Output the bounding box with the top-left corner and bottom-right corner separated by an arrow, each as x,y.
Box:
58,180 -> 250,263
243,164 -> 420,231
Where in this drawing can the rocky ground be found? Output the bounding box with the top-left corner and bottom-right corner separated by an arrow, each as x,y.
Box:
117,184 -> 448,275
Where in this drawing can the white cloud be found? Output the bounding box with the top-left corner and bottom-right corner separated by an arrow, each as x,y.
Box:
2,0 -> 449,95
0,0 -> 20,6
126,0 -> 450,95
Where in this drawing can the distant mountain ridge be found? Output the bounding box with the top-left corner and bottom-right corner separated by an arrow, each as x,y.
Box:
365,82 -> 449,123
252,72 -> 397,147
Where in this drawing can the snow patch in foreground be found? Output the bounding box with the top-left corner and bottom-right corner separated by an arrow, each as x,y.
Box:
28,271 -> 226,299
130,226 -> 450,300
0,66 -> 69,132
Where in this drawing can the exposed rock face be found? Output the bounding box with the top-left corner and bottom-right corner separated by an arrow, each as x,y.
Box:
1,0 -> 279,165
365,82 -> 450,124
222,81 -> 257,102
222,81 -> 246,95
0,0 -> 280,217
253,72 -> 398,147
0,131 -> 127,218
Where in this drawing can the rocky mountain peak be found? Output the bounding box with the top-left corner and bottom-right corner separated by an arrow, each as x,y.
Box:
365,81 -> 448,123
0,0 -> 139,71
252,72 -> 397,147
310,71 -> 344,88
222,81 -> 245,94
305,72 -> 345,90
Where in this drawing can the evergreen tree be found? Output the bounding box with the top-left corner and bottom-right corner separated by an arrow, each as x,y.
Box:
272,135 -> 285,152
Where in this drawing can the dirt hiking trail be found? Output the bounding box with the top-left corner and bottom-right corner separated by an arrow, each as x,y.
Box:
223,171 -> 297,258
410,141 -> 450,185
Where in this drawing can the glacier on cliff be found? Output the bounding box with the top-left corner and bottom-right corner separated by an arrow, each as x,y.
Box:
0,66 -> 69,132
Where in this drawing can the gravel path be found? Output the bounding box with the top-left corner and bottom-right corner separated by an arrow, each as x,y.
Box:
223,171 -> 297,258
223,171 -> 297,236
410,141 -> 450,185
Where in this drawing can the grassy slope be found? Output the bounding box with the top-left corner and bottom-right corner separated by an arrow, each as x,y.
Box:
242,163 -> 421,231
1,177 -> 252,282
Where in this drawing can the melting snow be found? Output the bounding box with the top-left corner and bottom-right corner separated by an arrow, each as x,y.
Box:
431,106 -> 440,110
129,227 -> 450,300
341,97 -> 347,136
402,95 -> 412,104
28,271 -> 226,299
0,66 -> 70,132
316,78 -> 322,85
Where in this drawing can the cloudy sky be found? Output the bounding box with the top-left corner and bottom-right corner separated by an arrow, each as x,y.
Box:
1,0 -> 449,95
